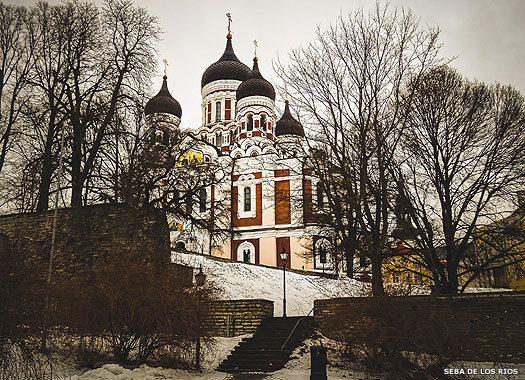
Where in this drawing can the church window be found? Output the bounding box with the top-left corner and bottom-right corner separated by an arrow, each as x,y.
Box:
155,130 -> 163,144
216,132 -> 223,146
215,101 -> 221,121
268,122 -> 272,131
244,186 -> 251,212
163,130 -> 170,146
247,114 -> 253,131
172,189 -> 180,206
317,182 -> 324,208
199,188 -> 206,212
225,99 -> 232,120
359,255 -> 367,267
207,102 -> 211,124
186,193 -> 193,214
230,130 -> 235,143
261,114 -> 267,131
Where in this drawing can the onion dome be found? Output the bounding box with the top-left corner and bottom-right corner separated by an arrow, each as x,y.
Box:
275,100 -> 304,137
201,34 -> 251,88
145,75 -> 182,118
236,57 -> 276,101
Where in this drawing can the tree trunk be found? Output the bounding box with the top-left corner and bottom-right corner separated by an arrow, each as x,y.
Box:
371,253 -> 385,296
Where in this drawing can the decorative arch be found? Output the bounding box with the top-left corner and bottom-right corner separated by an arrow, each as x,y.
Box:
237,241 -> 256,264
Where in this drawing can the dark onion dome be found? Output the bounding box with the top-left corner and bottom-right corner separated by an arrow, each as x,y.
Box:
275,100 -> 304,137
236,57 -> 276,101
144,75 -> 182,118
201,34 -> 251,88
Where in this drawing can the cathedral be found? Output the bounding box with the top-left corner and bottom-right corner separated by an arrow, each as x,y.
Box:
142,26 -> 332,273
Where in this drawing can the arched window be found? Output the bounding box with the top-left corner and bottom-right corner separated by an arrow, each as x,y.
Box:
260,114 -> 267,131
237,241 -> 256,264
171,189 -> 180,206
163,130 -> 170,146
215,101 -> 221,121
243,249 -> 250,263
247,114 -> 253,131
186,193 -> 193,214
317,182 -> 324,208
207,102 -> 212,124
199,188 -> 206,212
244,186 -> 251,212
216,132 -> 222,146
230,130 -> 235,144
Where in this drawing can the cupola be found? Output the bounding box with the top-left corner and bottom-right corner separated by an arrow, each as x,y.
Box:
201,34 -> 251,88
275,100 -> 304,137
236,57 -> 276,101
144,75 -> 182,118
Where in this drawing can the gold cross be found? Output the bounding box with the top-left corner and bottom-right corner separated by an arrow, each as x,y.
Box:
226,13 -> 232,34
254,40 -> 258,57
163,59 -> 168,76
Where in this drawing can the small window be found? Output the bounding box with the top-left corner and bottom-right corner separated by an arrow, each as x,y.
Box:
243,249 -> 251,263
172,189 -> 180,205
230,130 -> 235,143
186,193 -> 193,214
199,188 -> 206,212
163,131 -> 170,146
244,186 -> 251,212
392,273 -> 399,283
261,114 -> 267,131
207,102 -> 211,124
317,182 -> 324,208
225,99 -> 232,120
216,132 -> 223,146
215,101 -> 221,122
247,114 -> 253,131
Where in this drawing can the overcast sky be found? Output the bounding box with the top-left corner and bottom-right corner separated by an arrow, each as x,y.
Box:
9,0 -> 525,130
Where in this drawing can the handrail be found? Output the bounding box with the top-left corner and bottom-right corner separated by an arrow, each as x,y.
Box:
280,307 -> 314,352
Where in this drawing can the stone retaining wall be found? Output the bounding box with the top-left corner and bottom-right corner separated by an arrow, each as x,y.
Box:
0,204 -> 193,286
315,292 -> 525,363
202,299 -> 274,337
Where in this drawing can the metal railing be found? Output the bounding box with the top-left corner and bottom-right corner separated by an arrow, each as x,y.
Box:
280,307 -> 315,352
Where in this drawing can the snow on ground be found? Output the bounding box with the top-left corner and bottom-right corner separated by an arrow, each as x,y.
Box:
172,250 -> 370,316
61,336 -> 387,380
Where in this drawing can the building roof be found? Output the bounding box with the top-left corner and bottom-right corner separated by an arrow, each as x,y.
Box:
275,100 -> 304,137
236,57 -> 276,101
201,35 -> 251,88
144,75 -> 182,118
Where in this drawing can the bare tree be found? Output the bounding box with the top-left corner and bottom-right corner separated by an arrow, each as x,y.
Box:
275,2 -> 441,295
0,4 -> 35,175
0,0 -> 161,213
394,65 -> 525,293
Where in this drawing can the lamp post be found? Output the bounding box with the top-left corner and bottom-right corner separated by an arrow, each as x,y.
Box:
195,265 -> 206,369
280,247 -> 288,317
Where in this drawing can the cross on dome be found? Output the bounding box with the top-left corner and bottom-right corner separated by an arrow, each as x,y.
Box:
163,59 -> 168,77
226,13 -> 232,38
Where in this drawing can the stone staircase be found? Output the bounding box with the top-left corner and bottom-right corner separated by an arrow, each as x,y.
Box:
217,316 -> 313,373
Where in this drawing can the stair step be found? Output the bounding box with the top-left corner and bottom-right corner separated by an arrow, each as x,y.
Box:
217,316 -> 313,373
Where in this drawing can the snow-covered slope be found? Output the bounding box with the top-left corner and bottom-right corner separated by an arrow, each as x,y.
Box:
171,251 -> 370,316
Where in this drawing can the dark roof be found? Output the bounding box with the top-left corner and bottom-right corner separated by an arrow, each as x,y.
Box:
275,100 -> 304,137
236,58 -> 276,101
201,35 -> 251,88
144,76 -> 182,118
